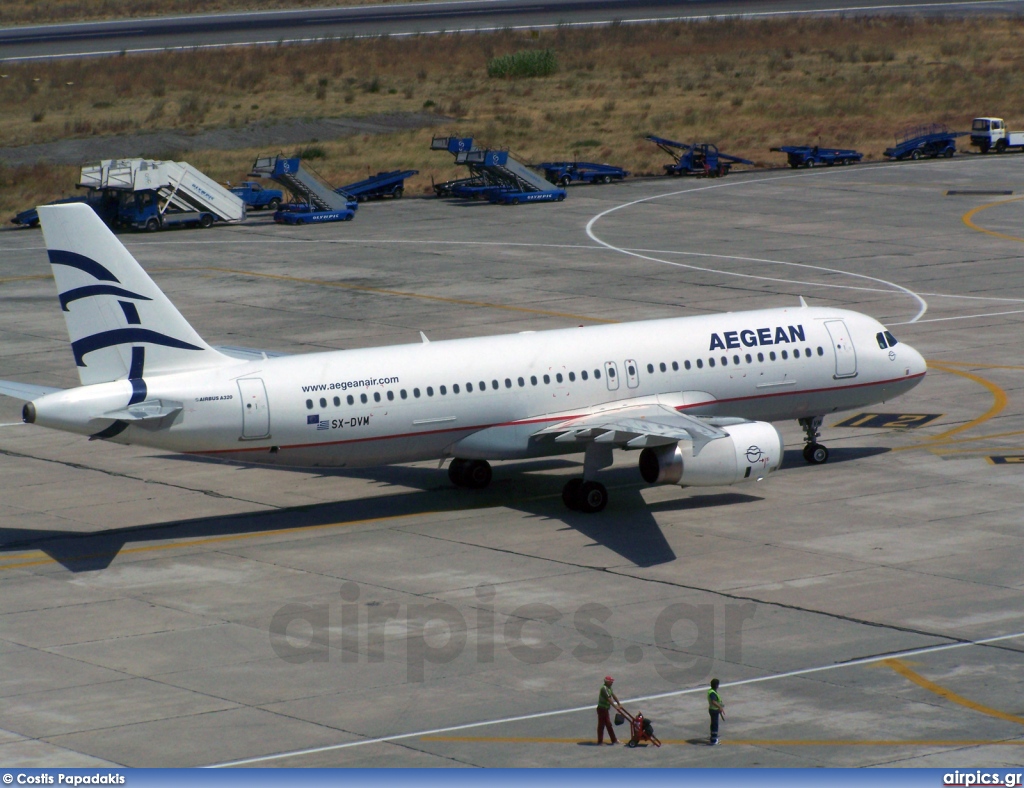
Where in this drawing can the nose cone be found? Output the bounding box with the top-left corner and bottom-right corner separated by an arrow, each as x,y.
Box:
904,343 -> 927,380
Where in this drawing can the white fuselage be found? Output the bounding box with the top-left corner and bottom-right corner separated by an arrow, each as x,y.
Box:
30,306 -> 926,468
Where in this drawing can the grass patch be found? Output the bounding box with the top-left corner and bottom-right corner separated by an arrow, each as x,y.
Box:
487,49 -> 558,78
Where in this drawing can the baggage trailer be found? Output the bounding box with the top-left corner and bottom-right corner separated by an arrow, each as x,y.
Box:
969,117 -> 1024,154
770,145 -> 863,168
646,136 -> 753,177
537,161 -> 629,186
337,169 -> 418,201
884,124 -> 965,160
272,204 -> 355,225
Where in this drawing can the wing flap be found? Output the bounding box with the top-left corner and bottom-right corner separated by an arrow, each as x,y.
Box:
534,403 -> 730,455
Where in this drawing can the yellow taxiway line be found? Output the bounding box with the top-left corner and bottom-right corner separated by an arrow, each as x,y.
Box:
420,735 -> 1024,747
884,659 -> 1024,727
962,197 -> 1024,244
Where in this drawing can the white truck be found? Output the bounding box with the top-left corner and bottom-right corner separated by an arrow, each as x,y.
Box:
970,117 -> 1024,154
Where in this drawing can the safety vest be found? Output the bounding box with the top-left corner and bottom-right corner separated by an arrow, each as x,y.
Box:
708,688 -> 722,710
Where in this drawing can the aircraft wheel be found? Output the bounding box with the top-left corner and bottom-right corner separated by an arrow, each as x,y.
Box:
562,478 -> 583,510
803,443 -> 829,464
578,481 -> 608,514
464,460 -> 492,489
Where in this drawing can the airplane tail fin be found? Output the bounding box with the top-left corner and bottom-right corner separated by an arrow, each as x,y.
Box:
38,203 -> 231,386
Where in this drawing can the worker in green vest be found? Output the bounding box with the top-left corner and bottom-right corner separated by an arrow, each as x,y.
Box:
708,678 -> 725,745
596,676 -> 621,745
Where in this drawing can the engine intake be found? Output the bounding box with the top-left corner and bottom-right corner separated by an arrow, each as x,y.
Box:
639,421 -> 783,487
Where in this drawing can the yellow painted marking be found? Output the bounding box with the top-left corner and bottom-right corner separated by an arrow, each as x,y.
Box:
884,659 -> 1024,727
196,266 -> 618,325
421,735 -> 1024,746
0,274 -> 54,284
936,361 -> 1024,372
894,362 -> 1009,451
0,508 -> 453,572
962,196 -> 1024,244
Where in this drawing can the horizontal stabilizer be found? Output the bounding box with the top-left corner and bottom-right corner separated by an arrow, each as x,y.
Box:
100,399 -> 183,424
0,380 -> 64,401
213,345 -> 290,361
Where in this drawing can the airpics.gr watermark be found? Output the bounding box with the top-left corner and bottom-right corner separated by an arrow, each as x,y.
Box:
269,582 -> 755,682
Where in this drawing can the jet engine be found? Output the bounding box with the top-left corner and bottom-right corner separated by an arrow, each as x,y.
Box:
638,421 -> 784,487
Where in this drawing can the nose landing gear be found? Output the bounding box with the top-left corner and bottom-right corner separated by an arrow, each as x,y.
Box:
799,416 -> 829,464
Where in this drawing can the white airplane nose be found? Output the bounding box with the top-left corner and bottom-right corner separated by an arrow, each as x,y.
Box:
905,344 -> 927,378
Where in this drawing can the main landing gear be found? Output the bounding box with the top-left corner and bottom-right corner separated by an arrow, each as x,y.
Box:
799,416 -> 829,464
561,478 -> 609,514
448,458 -> 492,489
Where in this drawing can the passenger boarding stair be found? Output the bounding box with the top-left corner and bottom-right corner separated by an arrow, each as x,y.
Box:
78,159 -> 245,222
249,156 -> 353,212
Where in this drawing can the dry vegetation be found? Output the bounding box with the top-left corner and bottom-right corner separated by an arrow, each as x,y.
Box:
2,15 -> 1024,217
0,0 -> 424,27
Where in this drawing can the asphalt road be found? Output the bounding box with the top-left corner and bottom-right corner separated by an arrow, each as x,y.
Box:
2,0 -> 1024,61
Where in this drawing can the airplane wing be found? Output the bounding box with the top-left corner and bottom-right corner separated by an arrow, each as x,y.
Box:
533,402 -> 742,455
212,345 -> 290,361
0,380 -> 64,401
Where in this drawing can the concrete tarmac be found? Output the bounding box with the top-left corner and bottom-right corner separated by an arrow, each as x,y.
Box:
0,155 -> 1022,768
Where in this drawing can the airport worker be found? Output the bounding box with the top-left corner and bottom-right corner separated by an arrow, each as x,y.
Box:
596,675 -> 620,745
708,678 -> 725,745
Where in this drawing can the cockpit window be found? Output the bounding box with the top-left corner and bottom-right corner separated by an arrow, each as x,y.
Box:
876,332 -> 887,350
884,331 -> 898,347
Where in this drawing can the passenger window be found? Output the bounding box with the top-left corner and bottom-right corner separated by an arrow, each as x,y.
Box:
659,362 -> 666,372
696,359 -> 703,369
607,368 -> 614,378
426,387 -> 433,396
733,355 -> 740,365
805,347 -> 811,356
479,381 -> 486,391
581,370 -> 588,381
544,374 -> 551,384
595,369 -> 603,379
769,352 -> 777,361
569,372 -> 576,382
440,385 -> 447,395
745,354 -> 752,364
413,388 -> 420,398
467,383 -> 473,392
647,363 -> 654,374
781,350 -> 788,360
360,393 -> 368,403
876,332 -> 887,350
556,373 -> 563,383
684,360 -> 691,370
817,347 -> 824,356
320,398 -> 327,408
709,358 -> 716,368
399,390 -> 406,400
387,391 -> 394,401
793,349 -> 800,358
348,394 -> 356,405
492,380 -> 499,390
518,377 -> 525,387
453,384 -> 460,394
333,396 -> 340,407
374,392 -> 381,402
672,361 -> 678,371
505,378 -> 512,388
884,331 -> 898,347
531,376 -> 538,385
306,399 -> 313,410
627,364 -> 636,376
721,356 -> 728,366
757,353 -> 764,362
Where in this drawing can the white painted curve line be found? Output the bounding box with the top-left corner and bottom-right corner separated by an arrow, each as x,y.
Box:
585,169 -> 930,323
206,629 -> 1024,767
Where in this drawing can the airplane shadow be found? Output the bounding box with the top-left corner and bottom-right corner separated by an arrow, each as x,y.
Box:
0,457 -> 764,574
781,446 -> 890,468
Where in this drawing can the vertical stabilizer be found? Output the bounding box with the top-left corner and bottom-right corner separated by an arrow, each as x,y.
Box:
38,203 -> 230,385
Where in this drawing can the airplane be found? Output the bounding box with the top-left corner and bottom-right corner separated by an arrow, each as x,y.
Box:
0,204 -> 927,513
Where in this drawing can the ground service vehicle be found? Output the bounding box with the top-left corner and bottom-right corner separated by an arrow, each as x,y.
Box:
538,161 -> 629,186
229,181 -> 283,210
970,117 -> 1024,153
646,136 -> 753,177
884,124 -> 964,160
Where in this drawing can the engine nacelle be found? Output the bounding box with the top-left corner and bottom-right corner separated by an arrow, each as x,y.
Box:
638,421 -> 784,487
